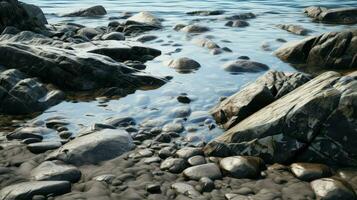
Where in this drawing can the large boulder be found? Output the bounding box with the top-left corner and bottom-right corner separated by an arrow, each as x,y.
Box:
304,6 -> 357,24
0,69 -> 64,114
61,5 -> 107,17
207,71 -> 357,166
47,129 -> 135,165
275,29 -> 357,72
0,0 -> 47,32
211,70 -> 311,129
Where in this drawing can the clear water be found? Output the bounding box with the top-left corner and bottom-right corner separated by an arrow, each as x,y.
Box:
21,0 -> 357,141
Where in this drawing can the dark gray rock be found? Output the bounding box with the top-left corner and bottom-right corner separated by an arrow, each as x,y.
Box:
160,158 -> 187,173
186,10 -> 225,16
30,160 -> 81,182
198,177 -> 214,192
290,163 -> 332,181
136,35 -> 158,43
311,178 -> 357,200
101,32 -> 125,41
171,182 -> 200,198
223,12 -> 256,20
61,5 -> 107,17
219,156 -> 265,178
225,20 -> 249,27
27,141 -> 62,154
277,24 -> 311,35
0,181 -> 71,200
47,129 -> 134,165
222,60 -> 269,73
183,163 -> 222,180
304,6 -> 357,24
7,127 -> 54,140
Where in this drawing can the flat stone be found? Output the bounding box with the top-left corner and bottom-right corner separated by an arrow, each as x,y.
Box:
171,182 -> 201,197
183,163 -> 222,180
160,158 -> 187,173
225,20 -> 249,27
311,178 -> 357,200
101,32 -> 125,41
27,141 -> 62,154
219,156 -> 265,179
176,147 -> 203,159
304,6 -> 357,24
143,157 -> 161,164
30,161 -> 81,182
188,155 -> 206,166
290,163 -> 332,181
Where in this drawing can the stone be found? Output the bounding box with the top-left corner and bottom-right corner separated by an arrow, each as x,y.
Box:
223,12 -> 256,20
188,155 -> 206,166
104,117 -> 136,127
154,133 -> 171,143
30,161 -> 81,182
222,60 -> 269,73
147,184 -> 161,194
101,32 -> 125,41
183,163 -> 222,180
211,70 -> 311,129
186,10 -> 225,16
0,69 -> 64,114
225,20 -> 249,27
162,122 -> 184,133
7,127 -> 54,140
177,95 -> 191,104
219,156 -> 265,178
126,11 -> 162,28
176,147 -> 203,159
180,25 -> 210,33
0,181 -> 71,200
165,57 -> 201,73
171,183 -> 200,197
199,177 -> 214,192
275,29 -> 357,71
311,178 -> 357,200
160,158 -> 187,173
61,5 -> 107,17
143,157 -> 161,164
136,35 -> 158,43
171,106 -> 191,118
158,147 -> 174,159
277,24 -> 311,35
47,129 -> 134,165
192,38 -> 220,49
304,6 -> 357,24
290,163 -> 332,181
27,141 -> 62,154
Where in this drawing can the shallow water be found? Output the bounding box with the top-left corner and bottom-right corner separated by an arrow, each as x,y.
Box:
18,0 -> 357,141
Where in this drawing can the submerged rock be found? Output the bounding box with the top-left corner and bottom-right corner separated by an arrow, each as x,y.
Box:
186,10 -> 225,16
304,6 -> 357,24
277,24 -> 311,36
165,57 -> 201,73
61,5 -> 107,17
225,20 -> 249,27
126,11 -> 162,28
275,29 -> 357,72
180,24 -> 210,33
47,129 -> 134,165
222,60 -> 269,74
192,38 -> 220,49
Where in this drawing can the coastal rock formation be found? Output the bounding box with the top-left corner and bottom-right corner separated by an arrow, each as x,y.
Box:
61,5 -> 107,17
304,6 -> 357,24
207,71 -> 357,166
275,29 -> 357,72
0,0 -> 47,32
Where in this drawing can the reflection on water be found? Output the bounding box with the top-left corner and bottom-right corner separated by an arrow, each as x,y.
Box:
14,0 -> 357,141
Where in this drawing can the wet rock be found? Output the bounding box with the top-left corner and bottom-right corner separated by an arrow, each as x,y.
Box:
162,122 -> 184,133
186,10 -> 225,16
176,147 -> 203,159
0,1 -> 47,32
160,158 -> 187,173
277,24 -> 311,35
0,69 -> 64,115
219,156 -> 265,178
7,127 -> 53,140
61,5 -> 107,17
177,95 -> 191,104
170,106 -> 191,118
47,129 -> 134,165
1,26 -> 20,35
222,60 -> 269,74
154,133 -> 171,143
104,116 -> 136,127
0,181 -> 71,200
27,141 -> 62,154
165,57 -> 201,73
147,183 -> 161,194
304,6 -> 357,24
225,20 -> 249,27
22,138 -> 42,144
59,131 -> 72,139
101,32 -> 125,41
211,70 -> 311,129
223,12 -> 256,20
192,38 -> 220,49
311,178 -> 357,200
199,177 -> 214,192
143,157 -> 161,164
290,163 -> 332,181
180,24 -> 210,33
158,147 -> 174,159
136,35 -> 158,43
30,160 -> 81,182
188,155 -> 206,166
124,60 -> 146,70
275,29 -> 357,71
171,182 -> 200,197
126,11 -> 162,28
183,163 -> 222,180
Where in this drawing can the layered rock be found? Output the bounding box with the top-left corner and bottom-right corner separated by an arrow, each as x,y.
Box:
304,6 -> 357,24
207,71 -> 357,166
275,29 -> 357,72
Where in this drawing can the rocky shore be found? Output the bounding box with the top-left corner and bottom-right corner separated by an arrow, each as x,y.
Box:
0,1 -> 357,200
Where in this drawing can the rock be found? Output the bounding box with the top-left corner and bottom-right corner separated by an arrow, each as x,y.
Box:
311,178 -> 357,200
183,163 -> 222,180
223,12 -> 256,20
59,131 -> 72,139
225,20 -> 249,27
160,158 -> 187,173
136,35 -> 158,43
188,155 -> 206,166
93,174 -> 115,184
162,122 -> 184,133
290,163 -> 332,181
104,117 -> 136,127
22,138 -> 42,144
143,157 -> 161,164
176,147 -> 203,159
304,6 -> 357,24
171,183 -> 200,197
27,141 -> 62,154
1,26 -> 20,35
146,184 -> 161,194
30,161 -> 81,182
222,60 -> 269,74
101,32 -> 125,41
199,177 -> 215,192
0,181 -> 71,200
47,129 -> 134,165
186,10 -> 225,16
219,156 -> 265,178
275,29 -> 357,71
7,127 -> 54,140
165,57 -> 201,73
0,69 -> 64,114
208,71 -> 357,166
158,147 -> 174,159
211,70 -> 311,129
177,95 -> 191,104
126,11 -> 162,28
180,25 -> 210,33
192,38 -> 220,49
61,5 -> 107,17
277,24 -> 310,35
0,1 -> 47,32
154,133 -> 171,143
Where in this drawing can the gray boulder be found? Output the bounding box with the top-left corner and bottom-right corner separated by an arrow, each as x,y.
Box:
275,29 -> 357,72
222,60 -> 269,74
61,5 -> 107,17
304,6 -> 357,24
165,57 -> 201,73
30,161 -> 81,182
0,181 -> 71,200
183,163 -> 222,180
180,24 -> 210,33
47,129 -> 134,165
0,69 -> 64,114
